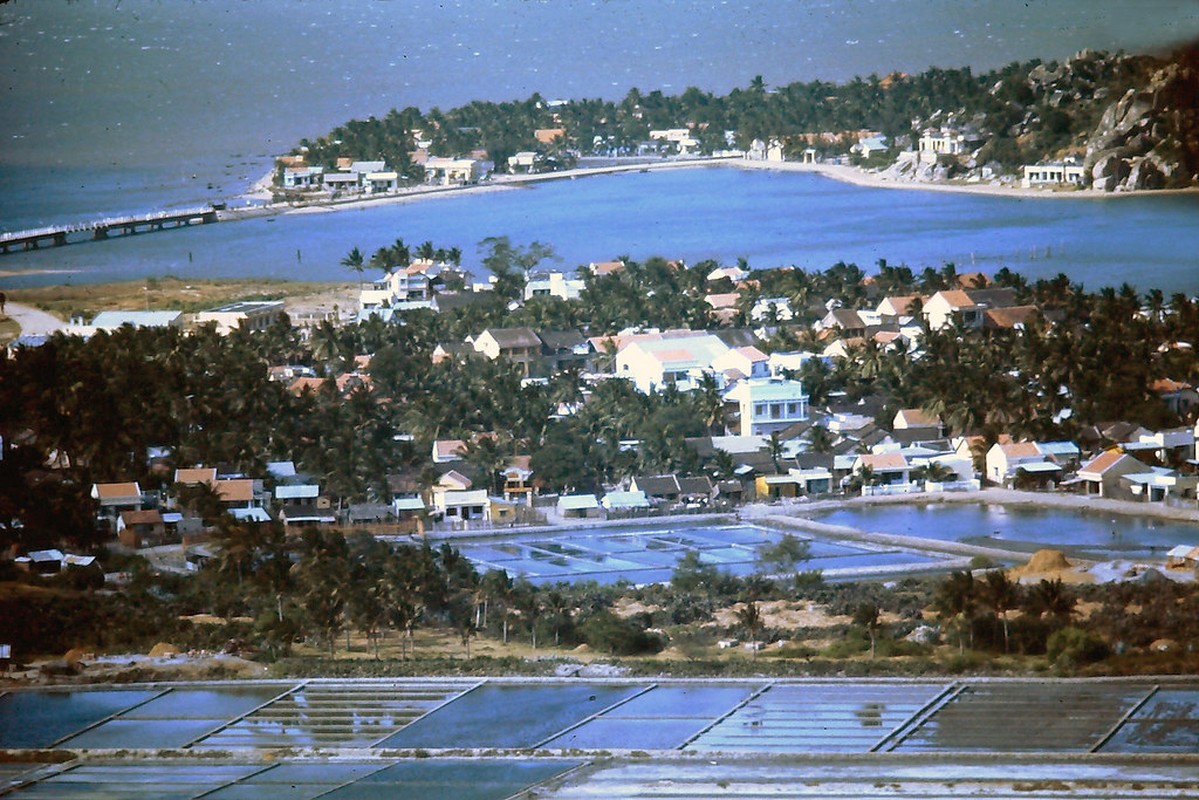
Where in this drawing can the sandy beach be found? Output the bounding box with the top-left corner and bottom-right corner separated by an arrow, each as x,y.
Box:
232,155 -> 1199,222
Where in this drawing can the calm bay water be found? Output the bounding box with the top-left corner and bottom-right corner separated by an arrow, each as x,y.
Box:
2,167 -> 1197,293
2,1 -> 1198,291
817,504 -> 1199,559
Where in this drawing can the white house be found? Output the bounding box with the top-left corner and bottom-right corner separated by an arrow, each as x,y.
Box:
917,128 -> 984,163
524,272 -> 586,301
282,165 -> 324,189
712,346 -> 770,381
1021,158 -> 1086,189
852,452 -> 912,485
1122,467 -> 1199,503
557,493 -> 601,518
423,157 -> 493,185
724,378 -> 809,436
750,297 -> 794,322
435,489 -> 490,522
615,332 -> 731,393
507,151 -> 538,172
985,441 -> 1049,484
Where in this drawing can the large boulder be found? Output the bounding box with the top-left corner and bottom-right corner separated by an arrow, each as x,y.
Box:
1090,151 -> 1129,192
1125,158 -> 1165,190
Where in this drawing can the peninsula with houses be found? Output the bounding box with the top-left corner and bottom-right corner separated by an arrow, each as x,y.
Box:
264,44 -> 1199,208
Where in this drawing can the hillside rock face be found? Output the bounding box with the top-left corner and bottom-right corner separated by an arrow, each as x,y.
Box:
1085,51 -> 1199,191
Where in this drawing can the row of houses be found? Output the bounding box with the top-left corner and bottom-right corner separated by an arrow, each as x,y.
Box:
280,152 -> 496,195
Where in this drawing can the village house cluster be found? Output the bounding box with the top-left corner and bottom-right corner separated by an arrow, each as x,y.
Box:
39,247 -> 1197,566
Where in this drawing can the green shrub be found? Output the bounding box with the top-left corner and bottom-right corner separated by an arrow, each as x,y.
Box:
580,611 -> 664,656
1047,626 -> 1109,667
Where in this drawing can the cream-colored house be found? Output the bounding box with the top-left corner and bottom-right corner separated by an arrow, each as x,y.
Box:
194,301 -> 285,335
423,157 -> 492,185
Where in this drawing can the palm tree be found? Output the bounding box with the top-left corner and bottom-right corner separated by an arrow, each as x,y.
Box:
981,570 -> 1019,653
1026,578 -> 1074,625
935,570 -> 976,653
806,425 -> 834,454
853,602 -> 881,658
736,601 -> 763,657
694,373 -> 726,434
542,590 -> 572,647
767,431 -> 784,473
415,240 -> 436,262
340,246 -> 365,277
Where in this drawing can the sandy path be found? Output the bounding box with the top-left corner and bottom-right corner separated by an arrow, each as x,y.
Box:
2,302 -> 67,338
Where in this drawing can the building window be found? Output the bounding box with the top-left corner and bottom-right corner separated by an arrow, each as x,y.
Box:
754,403 -> 767,416
771,404 -> 782,419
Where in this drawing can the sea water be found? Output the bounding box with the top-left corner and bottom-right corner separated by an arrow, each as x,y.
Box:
3,167 -> 1198,293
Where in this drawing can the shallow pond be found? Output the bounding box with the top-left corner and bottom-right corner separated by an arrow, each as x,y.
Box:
815,504 -> 1199,559
451,523 -> 937,585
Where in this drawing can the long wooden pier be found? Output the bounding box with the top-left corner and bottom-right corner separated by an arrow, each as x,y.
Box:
0,206 -> 219,255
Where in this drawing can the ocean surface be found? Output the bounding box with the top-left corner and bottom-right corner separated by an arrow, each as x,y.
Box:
3,167 -> 1198,294
2,1 -> 1198,290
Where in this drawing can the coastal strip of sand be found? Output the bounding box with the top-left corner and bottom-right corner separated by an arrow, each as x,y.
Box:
232,155 -> 1199,221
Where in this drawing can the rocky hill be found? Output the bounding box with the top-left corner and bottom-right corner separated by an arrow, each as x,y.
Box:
1084,46 -> 1199,191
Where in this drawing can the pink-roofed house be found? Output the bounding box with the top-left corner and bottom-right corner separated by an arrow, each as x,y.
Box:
1075,451 -> 1149,498
433,439 -> 467,464
852,452 -> 911,486
985,441 -> 1049,485
713,346 -> 770,381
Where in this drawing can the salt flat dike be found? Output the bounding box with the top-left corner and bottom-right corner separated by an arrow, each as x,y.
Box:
3,676 -> 1199,798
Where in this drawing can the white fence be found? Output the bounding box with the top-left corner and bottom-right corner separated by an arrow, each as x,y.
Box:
926,479 -> 982,493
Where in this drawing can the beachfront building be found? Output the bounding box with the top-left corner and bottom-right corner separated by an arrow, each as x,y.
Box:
194,301 -> 286,335
917,127 -> 985,164
281,165 -> 324,189
507,151 -> 538,172
746,138 -> 785,162
1021,158 -> 1087,189
649,128 -> 700,154
850,135 -> 889,159
423,157 -> 493,185
364,171 -> 399,193
851,452 -> 913,488
724,378 -> 809,436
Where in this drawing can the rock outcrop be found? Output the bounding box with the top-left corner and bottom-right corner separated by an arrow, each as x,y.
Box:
1084,48 -> 1199,192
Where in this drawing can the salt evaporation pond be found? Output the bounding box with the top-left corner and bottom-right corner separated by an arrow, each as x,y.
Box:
815,503 -> 1199,559
446,522 -> 938,585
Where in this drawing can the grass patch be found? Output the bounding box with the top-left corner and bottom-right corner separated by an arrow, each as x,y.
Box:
6,276 -> 353,319
0,315 -> 19,346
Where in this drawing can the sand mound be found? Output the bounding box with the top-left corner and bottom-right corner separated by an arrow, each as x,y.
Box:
148,642 -> 181,657
1011,549 -> 1071,576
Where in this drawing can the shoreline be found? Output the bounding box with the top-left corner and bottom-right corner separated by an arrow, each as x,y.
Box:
229,155 -> 1199,222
